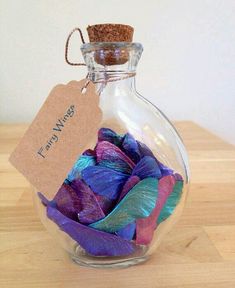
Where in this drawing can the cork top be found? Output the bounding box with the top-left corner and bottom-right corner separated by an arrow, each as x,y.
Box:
87,24 -> 134,43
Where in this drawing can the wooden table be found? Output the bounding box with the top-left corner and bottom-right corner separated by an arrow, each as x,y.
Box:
1,122 -> 235,288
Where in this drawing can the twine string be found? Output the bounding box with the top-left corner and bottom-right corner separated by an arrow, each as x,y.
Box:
65,27 -> 86,66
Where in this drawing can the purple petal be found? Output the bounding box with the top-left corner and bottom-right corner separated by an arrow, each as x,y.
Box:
38,192 -> 57,208
116,222 -> 136,240
132,156 -> 162,179
122,133 -> 141,163
47,205 -> 135,256
136,175 -> 175,245
174,172 -> 183,181
70,179 -> 105,224
159,162 -> 174,176
94,194 -> 116,215
117,175 -> 140,202
53,184 -> 82,220
81,166 -> 129,200
98,127 -> 123,146
96,141 -> 135,174
137,140 -> 156,159
137,140 -> 173,177
38,191 -> 50,206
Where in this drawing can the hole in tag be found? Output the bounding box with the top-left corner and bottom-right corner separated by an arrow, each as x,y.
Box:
81,80 -> 90,94
81,87 -> 87,94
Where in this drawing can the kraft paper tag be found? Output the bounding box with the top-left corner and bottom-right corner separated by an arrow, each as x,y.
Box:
9,79 -> 102,198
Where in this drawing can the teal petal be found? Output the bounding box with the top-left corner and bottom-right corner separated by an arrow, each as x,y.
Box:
67,155 -> 96,182
89,178 -> 158,233
98,160 -> 132,174
157,180 -> 183,224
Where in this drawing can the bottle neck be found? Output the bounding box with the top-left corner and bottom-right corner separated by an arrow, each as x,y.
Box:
81,42 -> 142,96
88,72 -> 137,122
87,70 -> 136,94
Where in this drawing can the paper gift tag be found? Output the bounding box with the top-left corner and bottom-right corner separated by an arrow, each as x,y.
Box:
9,79 -> 102,198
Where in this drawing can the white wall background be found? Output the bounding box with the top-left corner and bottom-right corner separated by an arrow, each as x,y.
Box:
1,0 -> 235,144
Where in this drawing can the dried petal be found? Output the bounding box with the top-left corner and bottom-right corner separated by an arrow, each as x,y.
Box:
136,175 -> 175,245
82,149 -> 96,156
53,184 -> 82,220
70,179 -> 105,224
122,133 -> 141,163
117,175 -> 140,202
159,162 -> 174,176
97,160 -> 130,174
94,194 -> 116,215
67,155 -> 96,182
137,140 -> 173,177
38,191 -> 56,207
137,140 -> 156,159
132,156 -> 161,179
81,166 -> 129,200
47,205 -> 135,256
174,172 -> 183,181
116,222 -> 136,240
157,179 -> 184,224
96,141 -> 135,174
98,127 -> 123,146
89,178 -> 158,233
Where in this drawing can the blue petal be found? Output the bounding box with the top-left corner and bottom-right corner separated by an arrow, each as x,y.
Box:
137,140 -> 173,177
89,178 -> 158,233
122,133 -> 141,163
116,222 -> 136,240
67,155 -> 96,182
81,166 -> 129,200
132,156 -> 162,179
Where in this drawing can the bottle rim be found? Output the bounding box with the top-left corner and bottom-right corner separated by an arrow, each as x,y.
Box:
81,42 -> 143,53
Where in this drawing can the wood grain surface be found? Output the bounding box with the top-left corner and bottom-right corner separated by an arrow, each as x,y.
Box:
1,122 -> 235,288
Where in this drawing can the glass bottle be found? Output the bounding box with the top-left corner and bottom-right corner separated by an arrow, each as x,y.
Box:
34,41 -> 190,268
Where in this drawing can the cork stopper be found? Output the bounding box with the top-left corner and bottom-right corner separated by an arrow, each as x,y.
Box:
86,24 -> 134,65
87,24 -> 134,42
